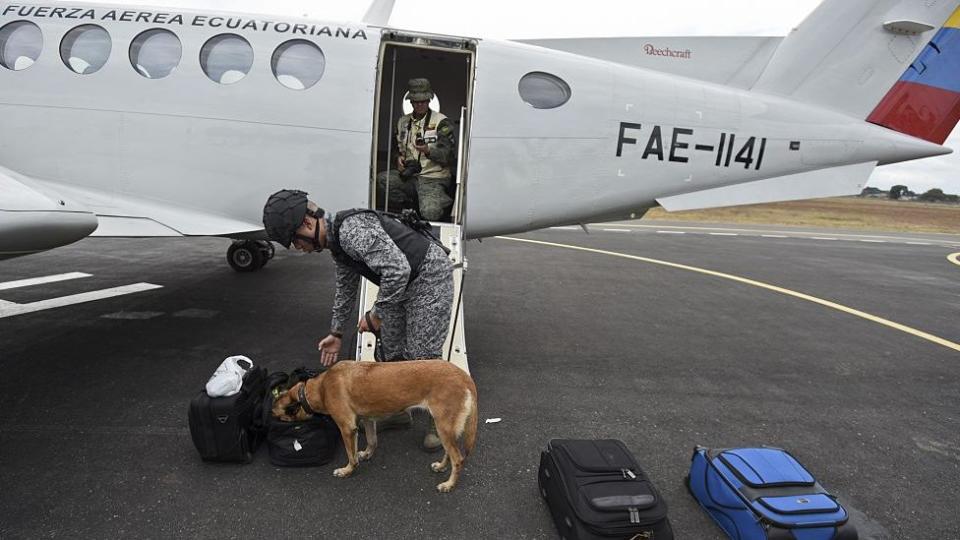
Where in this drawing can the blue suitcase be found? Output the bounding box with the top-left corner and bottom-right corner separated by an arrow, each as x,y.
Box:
687,446 -> 857,540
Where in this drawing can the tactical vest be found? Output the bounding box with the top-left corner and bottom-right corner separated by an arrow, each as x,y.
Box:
328,209 -> 431,286
397,109 -> 450,179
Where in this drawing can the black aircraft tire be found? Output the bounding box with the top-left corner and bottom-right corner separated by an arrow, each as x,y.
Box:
227,241 -> 265,272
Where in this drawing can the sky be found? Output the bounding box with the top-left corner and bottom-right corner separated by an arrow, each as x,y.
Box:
119,0 -> 960,194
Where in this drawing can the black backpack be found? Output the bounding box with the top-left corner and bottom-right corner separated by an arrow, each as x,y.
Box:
188,366 -> 268,463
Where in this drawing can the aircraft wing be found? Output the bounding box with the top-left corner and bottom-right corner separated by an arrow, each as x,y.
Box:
656,162 -> 878,212
517,36 -> 782,88
28,179 -> 264,238
1,165 -> 263,260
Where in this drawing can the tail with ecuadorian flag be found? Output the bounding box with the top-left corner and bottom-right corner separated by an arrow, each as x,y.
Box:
868,8 -> 960,144
752,0 -> 960,131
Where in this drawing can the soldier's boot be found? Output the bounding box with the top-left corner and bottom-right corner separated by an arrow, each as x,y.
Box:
376,410 -> 412,432
422,417 -> 442,453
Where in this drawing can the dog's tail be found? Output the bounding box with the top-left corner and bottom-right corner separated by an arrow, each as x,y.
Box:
462,387 -> 479,458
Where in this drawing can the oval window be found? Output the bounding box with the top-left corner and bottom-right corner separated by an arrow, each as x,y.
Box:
518,72 -> 571,109
200,34 -> 253,85
60,24 -> 111,75
271,39 -> 325,90
0,21 -> 42,71
129,29 -> 181,79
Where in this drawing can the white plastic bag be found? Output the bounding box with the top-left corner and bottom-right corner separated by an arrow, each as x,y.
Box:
205,355 -> 254,397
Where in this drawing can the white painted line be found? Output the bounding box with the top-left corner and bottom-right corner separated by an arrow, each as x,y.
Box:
860,240 -> 886,243
709,233 -> 738,236
598,223 -> 960,246
0,272 -> 92,291
101,311 -> 165,320
762,235 -> 789,238
0,283 -> 163,319
549,226 -> 580,231
907,242 -> 932,246
657,231 -> 686,235
602,228 -> 632,233
812,237 -> 838,241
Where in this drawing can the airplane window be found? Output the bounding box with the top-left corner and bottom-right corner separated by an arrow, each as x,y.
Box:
401,91 -> 441,115
200,34 -> 253,85
60,25 -> 111,75
271,39 -> 325,90
129,29 -> 181,79
518,72 -> 572,109
0,21 -> 42,71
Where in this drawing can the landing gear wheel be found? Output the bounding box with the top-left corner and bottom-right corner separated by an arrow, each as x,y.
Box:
227,240 -> 266,272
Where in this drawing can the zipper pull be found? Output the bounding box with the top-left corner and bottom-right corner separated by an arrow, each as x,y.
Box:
629,507 -> 639,524
624,468 -> 637,479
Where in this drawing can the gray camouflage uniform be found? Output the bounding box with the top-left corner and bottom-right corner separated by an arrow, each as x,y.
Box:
327,213 -> 453,360
376,112 -> 457,221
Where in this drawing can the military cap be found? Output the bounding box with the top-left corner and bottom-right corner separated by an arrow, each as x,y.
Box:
407,78 -> 434,102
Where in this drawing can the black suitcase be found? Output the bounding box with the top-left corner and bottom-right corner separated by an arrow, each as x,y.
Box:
261,368 -> 341,467
188,366 -> 267,463
538,439 -> 673,540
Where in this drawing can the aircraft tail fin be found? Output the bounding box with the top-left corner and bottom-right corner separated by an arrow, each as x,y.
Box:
867,9 -> 960,144
752,0 -> 960,121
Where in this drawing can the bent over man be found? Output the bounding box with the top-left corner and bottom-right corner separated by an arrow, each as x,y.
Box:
262,190 -> 454,449
376,78 -> 457,221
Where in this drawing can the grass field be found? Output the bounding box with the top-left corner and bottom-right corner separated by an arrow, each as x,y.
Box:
642,197 -> 960,235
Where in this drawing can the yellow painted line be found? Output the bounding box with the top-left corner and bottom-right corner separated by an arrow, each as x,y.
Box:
949,253 -> 960,267
947,7 -> 960,30
498,236 -> 960,354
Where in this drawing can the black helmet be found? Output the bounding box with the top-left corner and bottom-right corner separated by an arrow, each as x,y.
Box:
262,189 -> 324,248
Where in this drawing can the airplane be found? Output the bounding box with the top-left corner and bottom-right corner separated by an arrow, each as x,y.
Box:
2,0 -> 960,268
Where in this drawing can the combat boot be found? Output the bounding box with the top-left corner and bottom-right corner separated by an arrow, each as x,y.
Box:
376,410 -> 412,432
422,418 -> 442,452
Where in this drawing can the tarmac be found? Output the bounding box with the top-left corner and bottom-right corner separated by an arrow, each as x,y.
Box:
1,222 -> 959,539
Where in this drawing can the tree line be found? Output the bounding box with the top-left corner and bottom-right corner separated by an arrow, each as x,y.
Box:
860,185 -> 959,203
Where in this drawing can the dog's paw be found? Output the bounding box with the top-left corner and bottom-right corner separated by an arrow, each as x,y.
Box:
430,461 -> 448,473
436,481 -> 455,493
333,466 -> 354,478
358,449 -> 374,461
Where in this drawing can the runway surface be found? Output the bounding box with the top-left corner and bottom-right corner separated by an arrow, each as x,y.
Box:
1,222 -> 958,539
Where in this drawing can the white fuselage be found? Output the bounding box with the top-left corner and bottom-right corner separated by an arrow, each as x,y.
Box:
0,2 -> 948,248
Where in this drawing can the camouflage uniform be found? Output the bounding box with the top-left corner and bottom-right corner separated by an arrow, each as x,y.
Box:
328,212 -> 453,360
376,79 -> 457,221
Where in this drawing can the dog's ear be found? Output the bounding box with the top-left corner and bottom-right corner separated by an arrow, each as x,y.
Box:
271,384 -> 300,421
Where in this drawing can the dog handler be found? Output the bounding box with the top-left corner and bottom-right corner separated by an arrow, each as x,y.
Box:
262,189 -> 453,450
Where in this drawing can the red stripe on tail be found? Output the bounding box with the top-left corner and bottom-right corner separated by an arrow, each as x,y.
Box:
868,81 -> 960,144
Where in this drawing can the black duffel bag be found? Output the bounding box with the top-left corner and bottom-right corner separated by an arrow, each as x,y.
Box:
188,366 -> 267,463
260,367 -> 341,467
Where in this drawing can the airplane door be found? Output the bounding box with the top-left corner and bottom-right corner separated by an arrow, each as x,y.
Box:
355,33 -> 475,371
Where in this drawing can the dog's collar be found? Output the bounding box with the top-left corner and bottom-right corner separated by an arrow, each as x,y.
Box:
297,382 -> 317,416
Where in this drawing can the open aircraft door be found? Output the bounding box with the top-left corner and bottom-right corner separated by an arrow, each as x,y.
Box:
355,30 -> 476,373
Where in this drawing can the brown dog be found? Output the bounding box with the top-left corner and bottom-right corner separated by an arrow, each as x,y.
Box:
272,360 -> 478,492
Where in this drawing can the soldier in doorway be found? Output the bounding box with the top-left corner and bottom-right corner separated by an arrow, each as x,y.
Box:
377,78 -> 457,221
